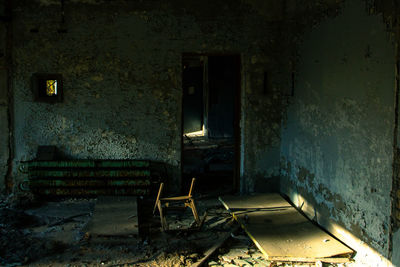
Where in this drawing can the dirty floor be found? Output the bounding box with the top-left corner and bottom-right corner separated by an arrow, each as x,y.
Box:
0,194 -> 353,267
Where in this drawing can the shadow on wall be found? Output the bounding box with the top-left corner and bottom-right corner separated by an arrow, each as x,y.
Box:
253,175 -> 280,193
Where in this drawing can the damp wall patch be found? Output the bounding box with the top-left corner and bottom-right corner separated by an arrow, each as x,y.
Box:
280,0 -> 395,260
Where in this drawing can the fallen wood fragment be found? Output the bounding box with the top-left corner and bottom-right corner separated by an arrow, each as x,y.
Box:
198,211 -> 208,229
207,217 -> 231,229
188,211 -> 207,230
192,225 -> 240,267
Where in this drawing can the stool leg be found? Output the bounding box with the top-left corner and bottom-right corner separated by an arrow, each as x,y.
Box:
153,183 -> 164,215
189,198 -> 200,225
157,201 -> 168,231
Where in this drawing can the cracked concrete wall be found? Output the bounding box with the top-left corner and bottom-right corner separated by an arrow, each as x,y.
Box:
280,0 -> 395,263
11,0 -> 288,192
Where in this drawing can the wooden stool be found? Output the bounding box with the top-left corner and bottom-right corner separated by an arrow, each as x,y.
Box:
153,177 -> 200,231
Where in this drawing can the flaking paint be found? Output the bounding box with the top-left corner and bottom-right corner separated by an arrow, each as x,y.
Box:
280,0 -> 395,262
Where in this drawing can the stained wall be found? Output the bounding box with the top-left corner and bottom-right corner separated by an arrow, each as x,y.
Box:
11,0 -> 287,192
280,0 -> 396,264
5,0 -> 400,265
0,0 -> 10,193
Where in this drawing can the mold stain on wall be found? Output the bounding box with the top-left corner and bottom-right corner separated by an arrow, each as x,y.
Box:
10,0 -> 291,192
280,0 -> 396,260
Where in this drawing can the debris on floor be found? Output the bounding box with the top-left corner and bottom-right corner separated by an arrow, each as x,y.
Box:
219,194 -> 354,264
205,230 -> 346,267
0,193 -> 355,267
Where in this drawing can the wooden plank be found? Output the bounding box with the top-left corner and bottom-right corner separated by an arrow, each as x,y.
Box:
85,196 -> 138,236
192,225 -> 240,267
219,194 -> 354,261
268,256 -> 351,263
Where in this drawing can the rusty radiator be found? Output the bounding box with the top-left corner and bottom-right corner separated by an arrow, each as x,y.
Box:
19,160 -> 155,197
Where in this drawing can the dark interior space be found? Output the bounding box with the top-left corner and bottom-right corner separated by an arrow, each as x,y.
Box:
182,55 -> 239,196
1,0 -> 400,266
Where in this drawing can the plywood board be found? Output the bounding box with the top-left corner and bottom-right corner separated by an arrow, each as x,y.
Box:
219,194 -> 353,261
86,196 -> 138,236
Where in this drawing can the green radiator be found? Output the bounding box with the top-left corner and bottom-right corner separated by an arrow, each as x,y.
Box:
19,160 -> 155,197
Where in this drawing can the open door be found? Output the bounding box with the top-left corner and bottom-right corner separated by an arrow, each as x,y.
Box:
181,54 -> 241,195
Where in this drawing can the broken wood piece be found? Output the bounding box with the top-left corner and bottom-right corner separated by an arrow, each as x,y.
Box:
191,211 -> 207,229
192,225 -> 240,267
198,211 -> 207,229
208,216 -> 232,229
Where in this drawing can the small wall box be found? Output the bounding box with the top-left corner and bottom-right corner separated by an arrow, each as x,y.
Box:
32,73 -> 63,103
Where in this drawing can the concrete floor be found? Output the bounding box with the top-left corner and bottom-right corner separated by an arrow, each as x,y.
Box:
0,194 -> 351,267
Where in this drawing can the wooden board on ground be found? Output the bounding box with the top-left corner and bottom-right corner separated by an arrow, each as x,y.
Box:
85,196 -> 138,236
192,225 -> 240,267
219,194 -> 354,262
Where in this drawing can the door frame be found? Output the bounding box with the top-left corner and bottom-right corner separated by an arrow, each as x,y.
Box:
180,53 -> 242,193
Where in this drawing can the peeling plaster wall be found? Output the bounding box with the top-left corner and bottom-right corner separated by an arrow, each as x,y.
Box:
11,0 -> 287,192
280,0 -> 395,261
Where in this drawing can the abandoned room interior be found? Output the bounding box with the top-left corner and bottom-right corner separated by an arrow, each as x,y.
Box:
1,0 -> 400,266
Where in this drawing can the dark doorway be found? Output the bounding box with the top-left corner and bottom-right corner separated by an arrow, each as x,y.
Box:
182,59 -> 204,134
181,54 -> 241,195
